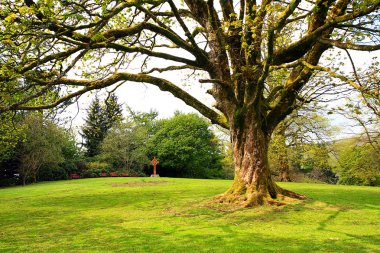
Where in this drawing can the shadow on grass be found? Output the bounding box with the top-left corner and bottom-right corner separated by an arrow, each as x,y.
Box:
38,221 -> 379,253
1,180 -> 379,252
280,183 -> 380,210
5,210 -> 376,253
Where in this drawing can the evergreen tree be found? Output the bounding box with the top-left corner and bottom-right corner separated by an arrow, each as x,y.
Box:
104,93 -> 123,130
81,95 -> 122,157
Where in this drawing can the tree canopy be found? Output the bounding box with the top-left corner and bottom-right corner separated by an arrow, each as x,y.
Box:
2,0 -> 378,118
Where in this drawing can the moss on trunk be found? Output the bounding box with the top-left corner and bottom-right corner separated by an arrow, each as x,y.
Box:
216,116 -> 304,207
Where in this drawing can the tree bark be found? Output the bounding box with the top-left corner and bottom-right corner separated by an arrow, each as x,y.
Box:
278,124 -> 292,182
217,110 -> 302,207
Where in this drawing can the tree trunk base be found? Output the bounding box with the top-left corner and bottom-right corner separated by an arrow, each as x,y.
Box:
215,179 -> 305,207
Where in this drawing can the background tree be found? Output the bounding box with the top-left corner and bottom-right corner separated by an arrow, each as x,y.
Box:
0,112 -> 25,161
295,142 -> 337,184
81,95 -> 122,157
149,112 -> 223,178
81,97 -> 103,157
104,93 -> 123,131
269,107 -> 336,182
37,129 -> 82,182
0,111 -> 25,186
334,138 -> 380,186
18,115 -> 66,185
269,122 -> 291,182
330,64 -> 380,185
1,0 -> 380,206
126,107 -> 158,134
100,120 -> 149,175
335,102 -> 380,184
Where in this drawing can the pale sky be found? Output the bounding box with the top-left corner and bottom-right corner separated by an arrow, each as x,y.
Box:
62,47 -> 378,141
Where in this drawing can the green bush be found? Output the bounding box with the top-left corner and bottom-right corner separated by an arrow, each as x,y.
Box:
87,161 -> 112,171
81,161 -> 112,178
38,165 -> 68,181
148,113 -> 223,178
61,162 -> 77,174
81,169 -> 100,178
124,166 -> 146,177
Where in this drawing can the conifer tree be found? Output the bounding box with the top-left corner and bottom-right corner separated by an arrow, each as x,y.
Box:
104,93 -> 123,130
81,95 -> 122,157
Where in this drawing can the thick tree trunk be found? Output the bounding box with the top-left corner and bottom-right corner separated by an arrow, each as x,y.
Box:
217,113 -> 303,207
278,125 -> 292,182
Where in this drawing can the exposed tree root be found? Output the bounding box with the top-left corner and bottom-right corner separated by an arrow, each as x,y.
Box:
215,180 -> 305,208
277,186 -> 306,200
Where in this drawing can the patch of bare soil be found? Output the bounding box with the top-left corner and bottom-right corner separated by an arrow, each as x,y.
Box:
111,181 -> 168,187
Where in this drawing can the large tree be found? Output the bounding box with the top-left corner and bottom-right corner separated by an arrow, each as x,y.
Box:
1,0 -> 379,206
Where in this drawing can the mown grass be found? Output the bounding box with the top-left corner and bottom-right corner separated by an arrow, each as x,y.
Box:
0,178 -> 379,252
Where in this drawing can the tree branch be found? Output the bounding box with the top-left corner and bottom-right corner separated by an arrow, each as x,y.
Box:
318,38 -> 380,51
3,72 -> 229,129
301,61 -> 379,96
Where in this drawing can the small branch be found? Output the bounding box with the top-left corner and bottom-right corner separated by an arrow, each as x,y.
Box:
344,49 -> 362,87
301,61 -> 379,96
167,0 -> 207,60
141,65 -> 202,74
199,79 -> 229,86
319,38 -> 380,51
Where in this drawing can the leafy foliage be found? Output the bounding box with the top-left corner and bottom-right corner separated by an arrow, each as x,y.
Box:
100,121 -> 149,175
18,114 -> 67,185
149,113 -> 223,178
0,112 -> 25,161
334,138 -> 380,186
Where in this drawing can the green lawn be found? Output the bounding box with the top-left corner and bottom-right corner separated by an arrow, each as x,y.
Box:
0,178 -> 379,253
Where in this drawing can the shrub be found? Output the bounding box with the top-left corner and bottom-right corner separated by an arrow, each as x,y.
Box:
81,161 -> 111,178
81,168 -> 102,178
38,164 -> 68,181
87,161 -> 111,171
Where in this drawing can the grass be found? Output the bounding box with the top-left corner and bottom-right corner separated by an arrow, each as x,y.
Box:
0,178 -> 379,253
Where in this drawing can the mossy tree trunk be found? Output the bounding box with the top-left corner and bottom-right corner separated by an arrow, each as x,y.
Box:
217,106 -> 302,207
277,123 -> 292,182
